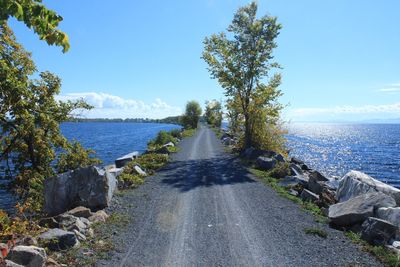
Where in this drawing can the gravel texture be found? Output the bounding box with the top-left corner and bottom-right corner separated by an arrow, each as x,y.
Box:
98,126 -> 381,267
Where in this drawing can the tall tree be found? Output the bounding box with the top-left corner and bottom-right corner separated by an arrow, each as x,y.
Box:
182,101 -> 202,129
203,2 -> 283,149
0,24 -> 98,211
0,0 -> 69,52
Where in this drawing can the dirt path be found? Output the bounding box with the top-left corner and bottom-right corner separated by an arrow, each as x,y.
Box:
99,126 -> 381,267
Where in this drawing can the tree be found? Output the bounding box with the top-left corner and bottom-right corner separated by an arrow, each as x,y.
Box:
0,24 -> 98,211
182,101 -> 202,129
0,0 -> 69,52
202,2 -> 283,150
205,100 -> 223,128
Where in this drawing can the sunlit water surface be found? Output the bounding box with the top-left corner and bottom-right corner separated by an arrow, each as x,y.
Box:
286,123 -> 400,188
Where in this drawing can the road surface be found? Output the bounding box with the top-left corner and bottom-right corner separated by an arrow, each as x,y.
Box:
100,126 -> 380,267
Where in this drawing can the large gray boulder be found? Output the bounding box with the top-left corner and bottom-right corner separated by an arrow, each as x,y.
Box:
38,228 -> 78,251
256,157 -> 277,171
44,166 -> 117,215
7,246 -> 46,267
278,175 -> 308,187
328,192 -> 397,227
242,147 -> 276,160
336,170 -> 400,205
376,207 -> 400,228
361,217 -> 398,245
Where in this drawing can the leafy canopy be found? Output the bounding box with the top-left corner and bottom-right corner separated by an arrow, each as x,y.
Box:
0,24 -> 98,212
202,2 -> 285,151
0,0 -> 69,52
205,100 -> 223,128
182,100 -> 202,129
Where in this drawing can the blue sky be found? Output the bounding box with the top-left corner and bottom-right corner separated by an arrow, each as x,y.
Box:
9,0 -> 400,121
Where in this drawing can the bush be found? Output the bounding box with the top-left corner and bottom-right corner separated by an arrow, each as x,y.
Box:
117,173 -> 144,188
147,131 -> 177,150
133,153 -> 169,173
168,129 -> 182,139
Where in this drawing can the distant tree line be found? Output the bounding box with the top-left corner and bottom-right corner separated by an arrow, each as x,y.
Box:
68,116 -> 182,125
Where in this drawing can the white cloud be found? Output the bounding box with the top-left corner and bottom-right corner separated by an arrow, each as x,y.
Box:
378,83 -> 400,93
57,92 -> 182,119
287,102 -> 400,122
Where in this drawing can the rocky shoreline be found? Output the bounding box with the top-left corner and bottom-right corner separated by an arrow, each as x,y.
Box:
221,131 -> 400,258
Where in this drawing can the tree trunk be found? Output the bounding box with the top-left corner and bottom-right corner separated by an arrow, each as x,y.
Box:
244,113 -> 252,149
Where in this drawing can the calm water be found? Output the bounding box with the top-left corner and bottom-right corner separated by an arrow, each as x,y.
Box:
0,122 -> 181,212
286,123 -> 400,188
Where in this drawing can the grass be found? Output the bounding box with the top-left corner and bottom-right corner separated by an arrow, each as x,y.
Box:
345,231 -> 400,267
249,168 -> 327,223
304,227 -> 328,238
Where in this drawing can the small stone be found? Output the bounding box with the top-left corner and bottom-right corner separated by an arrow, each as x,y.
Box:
88,210 -> 109,223
38,229 -> 79,251
300,189 -> 320,203
67,206 -> 93,219
45,257 -> 61,267
4,260 -> 24,267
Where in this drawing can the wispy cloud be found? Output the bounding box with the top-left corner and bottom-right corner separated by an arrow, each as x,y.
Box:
378,83 -> 400,93
57,92 -> 182,119
287,102 -> 400,122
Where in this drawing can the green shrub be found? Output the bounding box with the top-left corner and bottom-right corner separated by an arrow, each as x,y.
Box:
182,129 -> 196,138
117,173 -> 144,188
168,129 -> 182,139
130,153 -> 168,174
304,227 -> 328,238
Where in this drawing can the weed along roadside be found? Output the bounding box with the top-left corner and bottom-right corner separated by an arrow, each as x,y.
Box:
217,126 -> 400,267
0,127 -> 196,267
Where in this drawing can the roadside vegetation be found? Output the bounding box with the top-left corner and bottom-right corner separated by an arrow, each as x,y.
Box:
204,100 -> 223,128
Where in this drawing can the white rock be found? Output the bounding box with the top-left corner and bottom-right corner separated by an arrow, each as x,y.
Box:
336,170 -> 400,205
133,165 -> 147,176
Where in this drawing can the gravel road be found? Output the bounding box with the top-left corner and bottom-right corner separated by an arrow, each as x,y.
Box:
99,126 -> 381,267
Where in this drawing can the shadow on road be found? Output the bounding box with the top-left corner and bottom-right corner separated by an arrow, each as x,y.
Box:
161,155 -> 256,192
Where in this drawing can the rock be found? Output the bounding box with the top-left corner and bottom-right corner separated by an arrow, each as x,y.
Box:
162,142 -> 175,147
290,157 -> 304,165
376,207 -> 400,239
336,170 -> 400,205
44,166 -> 117,215
115,151 -> 139,168
278,175 -> 308,187
133,165 -> 147,176
256,157 -> 277,171
15,236 -> 38,246
4,260 -> 24,267
241,147 -> 276,160
319,188 -> 337,207
328,192 -> 397,227
39,217 -> 59,228
7,246 -> 46,267
73,229 -> 87,241
307,171 -> 331,195
309,170 -> 329,182
392,241 -> 400,249
67,206 -> 93,219
300,189 -> 320,202
45,258 -> 61,267
222,137 -> 234,146
88,210 -> 109,223
301,164 -> 311,171
288,189 -> 299,197
274,154 -> 285,163
361,217 -> 398,245
38,229 -> 79,251
290,163 -> 303,176
55,214 -> 91,235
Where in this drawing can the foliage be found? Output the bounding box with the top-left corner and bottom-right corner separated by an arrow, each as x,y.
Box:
205,100 -> 223,128
181,100 -> 202,129
117,173 -> 144,188
56,141 -> 102,173
168,128 -> 182,139
203,2 -> 285,150
0,0 -> 69,52
148,130 -> 177,149
304,227 -> 328,238
0,24 -> 97,212
132,153 -> 168,173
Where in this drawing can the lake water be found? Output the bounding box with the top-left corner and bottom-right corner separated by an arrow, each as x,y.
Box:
286,123 -> 400,188
0,122 -> 181,212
